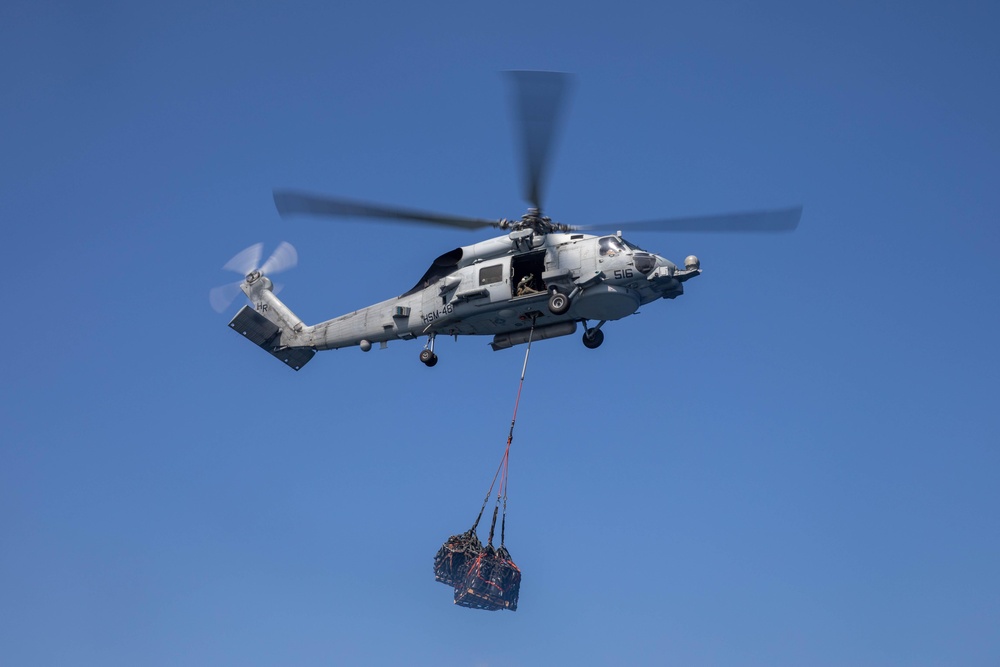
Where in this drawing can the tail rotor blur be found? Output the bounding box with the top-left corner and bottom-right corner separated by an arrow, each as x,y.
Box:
209,242 -> 298,313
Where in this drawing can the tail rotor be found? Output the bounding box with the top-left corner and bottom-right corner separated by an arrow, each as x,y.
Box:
209,242 -> 298,313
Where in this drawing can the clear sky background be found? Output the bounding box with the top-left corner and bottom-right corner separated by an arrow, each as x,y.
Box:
2,2 -> 998,665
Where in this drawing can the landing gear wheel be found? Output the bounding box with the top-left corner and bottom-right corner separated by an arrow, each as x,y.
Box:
582,328 -> 604,349
548,291 -> 570,315
419,349 -> 439,367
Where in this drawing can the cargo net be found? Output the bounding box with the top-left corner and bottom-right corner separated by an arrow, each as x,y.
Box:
433,528 -> 482,588
454,543 -> 521,612
434,503 -> 521,612
433,322 -> 534,612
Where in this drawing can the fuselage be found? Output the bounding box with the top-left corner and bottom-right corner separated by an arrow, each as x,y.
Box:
294,232 -> 690,351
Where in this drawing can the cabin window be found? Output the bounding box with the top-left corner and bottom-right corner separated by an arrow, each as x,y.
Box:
479,264 -> 503,285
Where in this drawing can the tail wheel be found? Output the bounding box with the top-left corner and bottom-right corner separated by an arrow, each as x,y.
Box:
548,291 -> 570,315
419,349 -> 439,367
582,328 -> 604,349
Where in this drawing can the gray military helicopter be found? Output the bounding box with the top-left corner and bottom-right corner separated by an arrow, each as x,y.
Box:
212,72 -> 801,370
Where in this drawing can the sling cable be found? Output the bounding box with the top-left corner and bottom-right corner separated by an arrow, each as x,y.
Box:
433,322 -> 536,611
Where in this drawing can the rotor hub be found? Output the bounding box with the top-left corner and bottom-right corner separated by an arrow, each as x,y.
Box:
504,208 -> 573,235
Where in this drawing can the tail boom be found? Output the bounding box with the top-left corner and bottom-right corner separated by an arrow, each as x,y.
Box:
227,272 -> 422,369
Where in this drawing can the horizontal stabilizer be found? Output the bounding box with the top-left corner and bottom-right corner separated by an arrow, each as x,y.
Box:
228,305 -> 315,371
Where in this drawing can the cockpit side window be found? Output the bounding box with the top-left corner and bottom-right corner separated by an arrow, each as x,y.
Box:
479,264 -> 503,286
599,236 -> 626,256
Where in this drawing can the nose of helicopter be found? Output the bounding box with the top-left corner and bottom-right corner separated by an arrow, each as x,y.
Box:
652,254 -> 678,276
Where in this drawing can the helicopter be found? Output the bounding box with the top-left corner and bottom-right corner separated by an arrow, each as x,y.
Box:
211,72 -> 801,370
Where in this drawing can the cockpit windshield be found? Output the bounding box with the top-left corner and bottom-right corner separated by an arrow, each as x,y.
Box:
620,237 -> 646,252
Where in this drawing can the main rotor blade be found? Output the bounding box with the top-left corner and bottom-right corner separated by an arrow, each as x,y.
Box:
507,71 -> 574,213
273,190 -> 499,230
588,205 -> 803,233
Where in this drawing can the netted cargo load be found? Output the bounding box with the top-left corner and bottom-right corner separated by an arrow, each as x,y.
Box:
453,544 -> 521,611
433,528 -> 483,587
493,545 -> 521,611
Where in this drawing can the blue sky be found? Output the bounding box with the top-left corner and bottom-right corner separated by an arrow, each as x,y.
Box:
2,2 -> 998,665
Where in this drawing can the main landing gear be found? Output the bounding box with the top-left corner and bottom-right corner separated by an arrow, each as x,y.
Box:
547,290 -> 570,315
420,334 -> 439,367
548,271 -> 604,317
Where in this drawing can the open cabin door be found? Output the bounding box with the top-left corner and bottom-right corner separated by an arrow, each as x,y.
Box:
510,251 -> 547,299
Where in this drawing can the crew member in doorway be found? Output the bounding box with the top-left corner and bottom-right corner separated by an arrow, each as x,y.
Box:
516,274 -> 541,296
